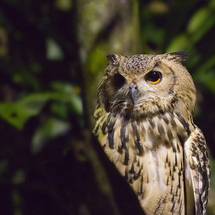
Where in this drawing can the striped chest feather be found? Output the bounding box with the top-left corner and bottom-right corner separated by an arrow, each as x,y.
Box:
93,109 -> 193,214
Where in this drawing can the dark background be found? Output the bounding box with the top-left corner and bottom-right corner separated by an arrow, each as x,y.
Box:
0,0 -> 215,214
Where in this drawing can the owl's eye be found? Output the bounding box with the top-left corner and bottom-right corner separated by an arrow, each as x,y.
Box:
146,71 -> 162,84
114,73 -> 125,87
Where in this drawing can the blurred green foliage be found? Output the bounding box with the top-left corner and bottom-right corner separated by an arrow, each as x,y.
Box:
0,0 -> 215,214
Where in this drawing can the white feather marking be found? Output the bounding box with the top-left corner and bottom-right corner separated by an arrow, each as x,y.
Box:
184,137 -> 195,215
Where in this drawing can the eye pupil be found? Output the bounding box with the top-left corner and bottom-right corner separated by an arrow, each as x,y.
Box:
149,72 -> 159,81
114,73 -> 125,87
147,71 -> 162,84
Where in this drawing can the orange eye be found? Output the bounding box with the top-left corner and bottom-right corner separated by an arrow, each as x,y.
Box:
146,71 -> 162,84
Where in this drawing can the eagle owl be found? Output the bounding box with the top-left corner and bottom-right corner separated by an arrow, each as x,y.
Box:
93,51 -> 210,215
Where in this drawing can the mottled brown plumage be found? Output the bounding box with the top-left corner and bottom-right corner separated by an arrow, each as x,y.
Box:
93,51 -> 210,215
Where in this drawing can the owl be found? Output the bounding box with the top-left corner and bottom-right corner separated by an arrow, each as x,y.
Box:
93,51 -> 210,215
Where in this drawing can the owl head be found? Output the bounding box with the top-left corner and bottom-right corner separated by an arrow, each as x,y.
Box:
97,51 -> 196,121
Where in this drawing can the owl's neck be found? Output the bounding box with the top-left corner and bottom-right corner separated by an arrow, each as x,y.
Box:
93,105 -> 193,159
107,94 -> 193,124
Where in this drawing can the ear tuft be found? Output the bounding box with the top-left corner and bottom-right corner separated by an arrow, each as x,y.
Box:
107,54 -> 121,66
166,50 -> 188,62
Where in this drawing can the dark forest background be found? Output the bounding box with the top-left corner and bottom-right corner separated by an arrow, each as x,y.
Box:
0,0 -> 215,214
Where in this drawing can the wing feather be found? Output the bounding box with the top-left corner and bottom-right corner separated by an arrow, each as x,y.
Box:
185,126 -> 210,215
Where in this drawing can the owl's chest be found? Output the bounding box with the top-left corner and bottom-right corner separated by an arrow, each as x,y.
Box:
95,111 -> 190,156
94,111 -> 193,214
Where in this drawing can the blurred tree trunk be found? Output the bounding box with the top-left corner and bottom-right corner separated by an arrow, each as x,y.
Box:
74,0 -> 143,214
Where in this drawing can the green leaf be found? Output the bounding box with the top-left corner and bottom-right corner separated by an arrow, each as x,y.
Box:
0,93 -> 52,129
187,8 -> 209,34
46,37 -> 64,60
31,117 -> 70,154
0,90 -> 82,129
51,81 -> 83,114
187,7 -> 215,43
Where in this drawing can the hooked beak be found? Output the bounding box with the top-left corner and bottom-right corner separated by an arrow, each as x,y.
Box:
129,83 -> 139,104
